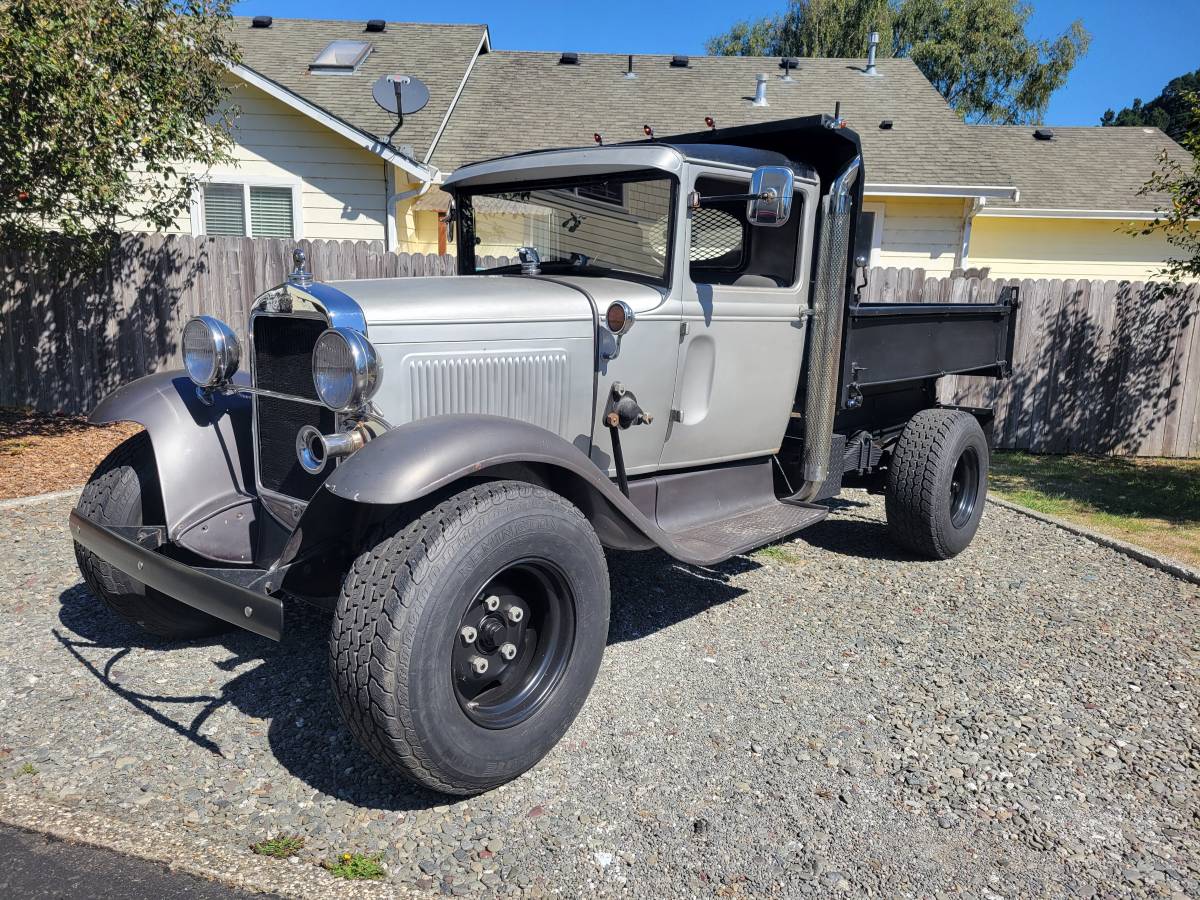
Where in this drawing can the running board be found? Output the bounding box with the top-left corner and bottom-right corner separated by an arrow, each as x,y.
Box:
666,500 -> 827,562
622,457 -> 829,565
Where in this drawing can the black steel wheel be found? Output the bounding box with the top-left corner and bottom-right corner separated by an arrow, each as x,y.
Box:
452,560 -> 576,729
885,409 -> 989,559
329,481 -> 609,795
948,445 -> 982,529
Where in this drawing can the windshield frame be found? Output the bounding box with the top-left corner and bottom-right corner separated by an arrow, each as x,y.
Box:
453,169 -> 679,289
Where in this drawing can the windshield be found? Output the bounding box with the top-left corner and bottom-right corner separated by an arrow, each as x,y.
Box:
458,172 -> 676,287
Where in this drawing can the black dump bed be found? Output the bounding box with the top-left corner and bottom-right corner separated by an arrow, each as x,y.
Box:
838,286 -> 1020,409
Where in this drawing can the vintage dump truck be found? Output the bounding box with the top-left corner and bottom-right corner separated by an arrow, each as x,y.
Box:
70,116 -> 1017,794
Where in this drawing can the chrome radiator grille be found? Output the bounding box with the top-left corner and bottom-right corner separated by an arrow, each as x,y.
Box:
252,315 -> 334,501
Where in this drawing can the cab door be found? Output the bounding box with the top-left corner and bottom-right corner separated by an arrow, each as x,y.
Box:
659,166 -> 816,469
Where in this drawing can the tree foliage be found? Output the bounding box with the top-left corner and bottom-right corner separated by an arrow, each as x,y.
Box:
1132,92 -> 1200,281
0,0 -> 238,261
706,0 -> 1090,125
1101,69 -> 1200,143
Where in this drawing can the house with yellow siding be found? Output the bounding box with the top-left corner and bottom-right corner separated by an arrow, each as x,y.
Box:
164,17 -> 1191,282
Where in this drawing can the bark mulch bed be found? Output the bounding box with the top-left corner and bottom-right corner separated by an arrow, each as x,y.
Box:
0,407 -> 141,500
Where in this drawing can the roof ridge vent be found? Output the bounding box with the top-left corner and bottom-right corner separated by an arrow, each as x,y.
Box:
559,51 -> 579,65
1033,127 -> 1054,141
670,55 -> 689,68
251,15 -> 272,28
365,19 -> 386,33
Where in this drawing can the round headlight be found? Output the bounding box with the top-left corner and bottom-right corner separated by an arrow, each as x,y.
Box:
182,316 -> 240,388
313,328 -> 380,412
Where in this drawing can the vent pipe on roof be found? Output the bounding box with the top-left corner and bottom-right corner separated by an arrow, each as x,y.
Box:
865,30 -> 880,76
753,73 -> 769,107
624,54 -> 637,79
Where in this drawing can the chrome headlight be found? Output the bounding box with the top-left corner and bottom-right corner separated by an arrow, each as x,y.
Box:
313,327 -> 380,412
182,316 -> 240,388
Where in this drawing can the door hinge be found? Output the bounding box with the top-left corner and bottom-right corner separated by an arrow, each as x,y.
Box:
679,321 -> 689,339
669,408 -> 683,423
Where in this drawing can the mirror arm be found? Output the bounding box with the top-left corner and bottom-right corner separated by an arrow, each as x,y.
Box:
687,189 -> 775,210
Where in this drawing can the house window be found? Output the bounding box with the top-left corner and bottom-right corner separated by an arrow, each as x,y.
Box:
201,182 -> 298,238
575,182 -> 625,206
860,202 -> 885,266
202,183 -> 247,236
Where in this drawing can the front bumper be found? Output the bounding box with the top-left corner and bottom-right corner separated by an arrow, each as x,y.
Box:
69,510 -> 284,641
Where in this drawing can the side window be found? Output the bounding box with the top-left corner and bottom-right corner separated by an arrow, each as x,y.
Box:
690,207 -> 744,267
690,171 -> 802,288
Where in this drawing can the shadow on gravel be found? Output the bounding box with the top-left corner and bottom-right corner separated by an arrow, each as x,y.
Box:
53,584 -> 446,812
800,515 -> 921,562
605,550 -> 758,645
50,552 -> 766,810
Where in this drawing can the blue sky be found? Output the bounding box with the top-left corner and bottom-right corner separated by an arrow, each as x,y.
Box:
232,1 -> 1200,126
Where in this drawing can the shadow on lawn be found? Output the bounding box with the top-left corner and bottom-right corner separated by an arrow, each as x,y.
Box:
51,550 -> 762,809
991,452 -> 1200,527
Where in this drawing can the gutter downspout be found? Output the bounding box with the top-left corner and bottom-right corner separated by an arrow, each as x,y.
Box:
384,169 -> 439,253
957,198 -> 982,269
794,154 -> 862,501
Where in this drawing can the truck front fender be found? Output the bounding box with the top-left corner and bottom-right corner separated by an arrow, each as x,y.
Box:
89,371 -> 259,562
317,414 -> 660,553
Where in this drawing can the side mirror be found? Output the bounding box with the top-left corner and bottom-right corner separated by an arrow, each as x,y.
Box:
747,166 -> 794,228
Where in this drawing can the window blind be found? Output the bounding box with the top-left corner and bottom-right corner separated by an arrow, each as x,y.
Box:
250,186 -> 295,238
203,183 -> 247,236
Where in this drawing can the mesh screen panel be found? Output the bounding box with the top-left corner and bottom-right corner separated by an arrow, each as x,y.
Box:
252,315 -> 333,500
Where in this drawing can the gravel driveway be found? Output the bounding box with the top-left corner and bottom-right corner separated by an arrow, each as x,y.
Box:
1,490 -> 1196,898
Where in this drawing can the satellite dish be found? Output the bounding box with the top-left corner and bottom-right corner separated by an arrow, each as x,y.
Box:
372,74 -> 430,116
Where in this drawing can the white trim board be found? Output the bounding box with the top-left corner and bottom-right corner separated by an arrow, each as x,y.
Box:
225,61 -> 436,184
865,183 -> 1019,201
975,207 -> 1176,221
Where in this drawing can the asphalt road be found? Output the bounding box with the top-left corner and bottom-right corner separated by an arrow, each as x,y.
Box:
0,824 -> 275,900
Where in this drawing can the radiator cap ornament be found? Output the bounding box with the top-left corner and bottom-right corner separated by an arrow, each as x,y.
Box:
287,247 -> 313,288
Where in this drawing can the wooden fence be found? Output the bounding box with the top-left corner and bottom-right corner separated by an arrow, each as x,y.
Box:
1,236 -> 1197,456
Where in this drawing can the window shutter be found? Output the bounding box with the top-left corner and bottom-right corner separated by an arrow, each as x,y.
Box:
250,186 -> 295,238
202,183 -> 246,236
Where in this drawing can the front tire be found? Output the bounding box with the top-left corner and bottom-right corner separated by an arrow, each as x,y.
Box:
329,481 -> 610,795
74,432 -> 230,639
885,409 -> 989,559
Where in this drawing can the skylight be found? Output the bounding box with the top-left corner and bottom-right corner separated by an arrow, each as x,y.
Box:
309,40 -> 372,74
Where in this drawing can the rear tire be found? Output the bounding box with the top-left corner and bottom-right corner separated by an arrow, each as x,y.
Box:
329,481 -> 610,795
74,432 -> 230,639
885,409 -> 989,559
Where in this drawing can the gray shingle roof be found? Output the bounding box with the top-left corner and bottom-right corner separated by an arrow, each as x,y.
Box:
231,17 -> 487,165
971,126 -> 1185,212
427,51 -> 1015,191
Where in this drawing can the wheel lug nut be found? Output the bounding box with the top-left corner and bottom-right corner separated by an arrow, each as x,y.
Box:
499,642 -> 517,661
483,595 -> 500,612
469,655 -> 489,675
460,626 -> 478,644
506,606 -> 523,623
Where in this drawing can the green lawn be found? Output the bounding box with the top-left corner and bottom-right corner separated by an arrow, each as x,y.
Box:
988,451 -> 1200,568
